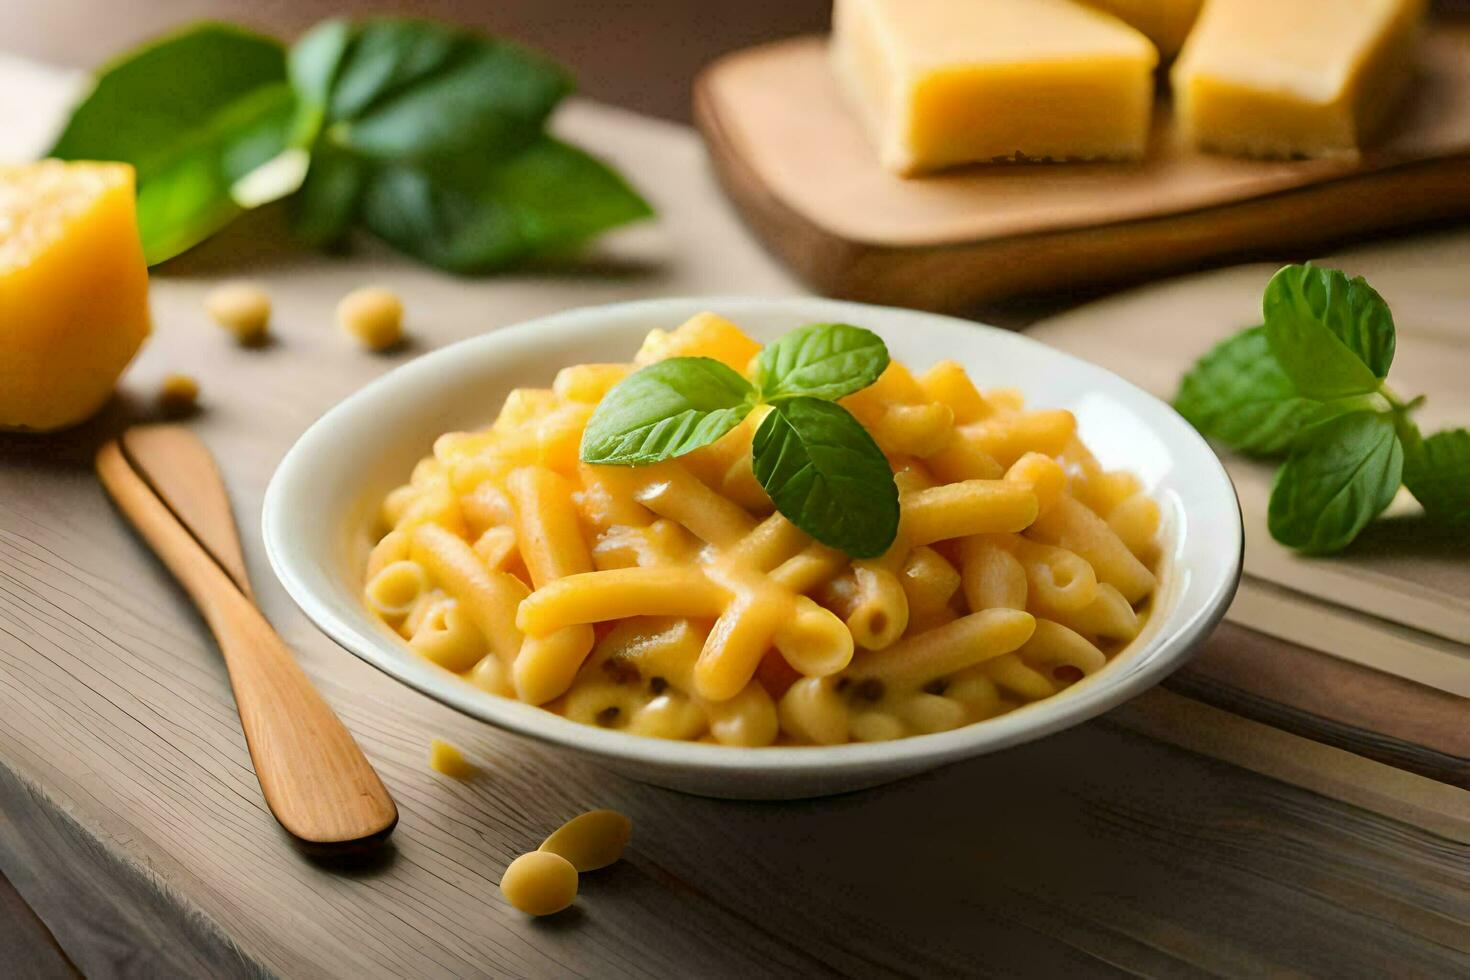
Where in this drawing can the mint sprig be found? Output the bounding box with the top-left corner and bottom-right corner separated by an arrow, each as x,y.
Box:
49,18 -> 650,270
581,323 -> 900,558
1176,263 -> 1468,554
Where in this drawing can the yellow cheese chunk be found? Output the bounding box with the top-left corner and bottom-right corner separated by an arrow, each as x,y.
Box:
1,161 -> 150,431
1172,0 -> 1427,159
832,0 -> 1158,175
1076,0 -> 1203,58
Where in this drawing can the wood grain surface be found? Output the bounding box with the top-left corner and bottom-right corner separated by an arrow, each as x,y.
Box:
1,54 -> 1468,980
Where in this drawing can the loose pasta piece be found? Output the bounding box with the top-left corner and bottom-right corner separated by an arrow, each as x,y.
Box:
428,738 -> 480,779
918,360 -> 991,424
468,652 -> 515,696
778,677 -> 850,745
945,668 -> 1002,719
501,851 -> 577,917
899,546 -> 962,627
695,589 -> 788,702
515,624 -> 599,705
472,526 -> 519,572
1029,496 -> 1156,603
838,563 -> 909,651
540,810 -> 633,871
554,363 -> 631,403
517,567 -> 726,635
410,598 -> 487,672
1013,539 -> 1098,616
704,681 -> 780,747
1051,583 -> 1141,642
627,692 -> 707,740
771,596 -> 854,678
1016,620 -> 1108,683
576,463 -> 655,530
896,693 -> 968,734
1108,492 -> 1162,563
846,608 -> 1036,687
959,535 -> 1027,612
412,524 -> 527,664
632,461 -> 757,548
926,431 -> 1005,483
983,654 -> 1056,702
903,481 -> 1038,546
365,559 -> 430,618
963,409 -> 1077,468
366,530 -> 411,581
635,311 -> 761,371
850,711 -> 906,742
1005,453 -> 1067,517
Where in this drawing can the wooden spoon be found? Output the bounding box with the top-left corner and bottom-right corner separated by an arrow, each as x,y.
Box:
97,427 -> 397,851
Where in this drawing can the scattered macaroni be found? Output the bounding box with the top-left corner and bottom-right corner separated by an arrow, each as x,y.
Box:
500,851 -> 577,917
365,313 -> 1161,746
157,373 -> 200,416
338,286 -> 404,351
539,810 -> 633,872
428,738 -> 480,779
205,282 -> 271,345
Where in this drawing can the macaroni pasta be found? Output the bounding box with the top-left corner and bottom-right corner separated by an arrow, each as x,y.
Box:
364,313 -> 1161,746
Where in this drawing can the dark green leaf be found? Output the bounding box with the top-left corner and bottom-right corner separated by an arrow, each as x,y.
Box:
49,23 -> 294,264
360,138 -> 650,273
287,17 -> 351,145
290,139 -> 368,246
752,398 -> 899,559
1267,412 -> 1403,554
1403,427 -> 1470,530
321,18 -> 571,166
1263,264 -> 1395,400
754,323 -> 889,402
1173,326 -> 1327,456
580,358 -> 757,465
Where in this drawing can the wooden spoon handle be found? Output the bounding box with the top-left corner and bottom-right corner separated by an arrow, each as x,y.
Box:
97,441 -> 397,849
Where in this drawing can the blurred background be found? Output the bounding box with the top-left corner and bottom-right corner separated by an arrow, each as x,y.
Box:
0,0 -> 839,123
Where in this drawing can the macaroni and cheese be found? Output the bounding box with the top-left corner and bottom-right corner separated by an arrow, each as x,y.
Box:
364,313 -> 1161,746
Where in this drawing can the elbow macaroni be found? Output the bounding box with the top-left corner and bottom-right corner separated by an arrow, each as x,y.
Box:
364,313 -> 1162,746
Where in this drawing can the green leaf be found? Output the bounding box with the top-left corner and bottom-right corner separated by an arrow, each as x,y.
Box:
1173,326 -> 1328,457
290,139 -> 367,246
1403,427 -> 1470,530
1267,412 -> 1404,555
320,18 -> 571,167
287,17 -> 352,145
754,323 -> 889,402
360,138 -> 650,273
580,358 -> 757,465
752,398 -> 899,559
1263,264 -> 1396,400
49,23 -> 294,264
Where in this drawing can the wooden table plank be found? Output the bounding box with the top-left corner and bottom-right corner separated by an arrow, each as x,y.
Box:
1,59 -> 1468,979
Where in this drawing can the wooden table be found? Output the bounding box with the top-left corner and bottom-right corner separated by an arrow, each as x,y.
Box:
2,40 -> 1469,980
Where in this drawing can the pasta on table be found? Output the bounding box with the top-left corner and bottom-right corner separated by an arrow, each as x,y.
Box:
364,313 -> 1162,746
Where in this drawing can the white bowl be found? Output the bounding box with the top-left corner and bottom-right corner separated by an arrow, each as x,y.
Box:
264,297 -> 1241,799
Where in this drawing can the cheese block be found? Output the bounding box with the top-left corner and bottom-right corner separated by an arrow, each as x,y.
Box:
0,161 -> 150,431
831,0 -> 1158,176
1172,0 -> 1427,159
1076,0 -> 1204,59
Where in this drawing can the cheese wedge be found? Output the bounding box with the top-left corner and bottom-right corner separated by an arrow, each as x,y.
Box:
1076,0 -> 1204,59
1172,0 -> 1427,159
832,0 -> 1158,176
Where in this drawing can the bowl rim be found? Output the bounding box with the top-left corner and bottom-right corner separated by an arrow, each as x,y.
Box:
263,295 -> 1242,775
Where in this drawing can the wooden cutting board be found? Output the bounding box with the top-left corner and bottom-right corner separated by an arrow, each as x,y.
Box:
694,26 -> 1470,313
